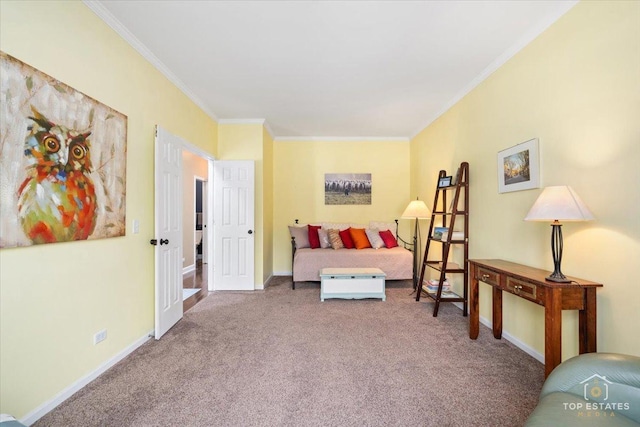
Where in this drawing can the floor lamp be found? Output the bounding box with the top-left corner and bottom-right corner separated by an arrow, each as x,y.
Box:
524,186 -> 594,282
401,199 -> 431,290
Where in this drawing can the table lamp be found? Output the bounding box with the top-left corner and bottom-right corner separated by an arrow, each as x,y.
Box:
401,199 -> 431,289
524,186 -> 594,282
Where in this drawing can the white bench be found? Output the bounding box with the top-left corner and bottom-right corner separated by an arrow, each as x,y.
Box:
319,267 -> 386,301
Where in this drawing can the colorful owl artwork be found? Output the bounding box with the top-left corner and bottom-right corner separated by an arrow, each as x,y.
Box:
16,107 -> 97,244
0,51 -> 127,248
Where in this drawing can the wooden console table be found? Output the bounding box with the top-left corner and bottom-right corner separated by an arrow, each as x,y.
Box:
468,259 -> 603,377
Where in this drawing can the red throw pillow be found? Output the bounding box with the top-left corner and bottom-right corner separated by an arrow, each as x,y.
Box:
308,225 -> 321,249
379,229 -> 398,248
339,228 -> 355,249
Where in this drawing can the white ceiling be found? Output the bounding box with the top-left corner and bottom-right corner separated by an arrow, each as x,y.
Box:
86,0 -> 577,139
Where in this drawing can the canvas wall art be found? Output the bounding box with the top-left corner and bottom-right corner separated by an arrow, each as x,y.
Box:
497,138 -> 540,193
324,173 -> 372,205
0,51 -> 127,248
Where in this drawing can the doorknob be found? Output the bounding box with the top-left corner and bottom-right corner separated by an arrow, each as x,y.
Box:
160,239 -> 169,245
150,239 -> 157,245
248,230 -> 253,234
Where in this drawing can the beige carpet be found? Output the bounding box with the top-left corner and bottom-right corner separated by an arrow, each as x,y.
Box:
35,277 -> 544,426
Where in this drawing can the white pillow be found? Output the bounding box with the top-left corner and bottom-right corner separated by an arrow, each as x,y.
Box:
369,221 -> 396,233
317,228 -> 331,249
288,225 -> 309,249
366,228 -> 384,249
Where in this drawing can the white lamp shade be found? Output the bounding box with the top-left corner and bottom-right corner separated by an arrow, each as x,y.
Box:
401,200 -> 430,219
524,186 -> 594,222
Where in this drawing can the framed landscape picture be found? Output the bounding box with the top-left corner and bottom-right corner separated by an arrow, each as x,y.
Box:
324,173 -> 371,205
497,138 -> 540,193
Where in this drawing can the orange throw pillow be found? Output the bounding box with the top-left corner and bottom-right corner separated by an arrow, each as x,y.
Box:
349,227 -> 372,249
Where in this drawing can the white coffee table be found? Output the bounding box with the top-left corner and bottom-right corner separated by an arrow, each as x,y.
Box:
319,267 -> 386,301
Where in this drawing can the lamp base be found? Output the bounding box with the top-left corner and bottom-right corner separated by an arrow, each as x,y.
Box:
545,272 -> 571,283
546,222 -> 571,283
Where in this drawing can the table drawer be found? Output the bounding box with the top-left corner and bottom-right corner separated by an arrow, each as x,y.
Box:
506,277 -> 540,304
476,267 -> 499,287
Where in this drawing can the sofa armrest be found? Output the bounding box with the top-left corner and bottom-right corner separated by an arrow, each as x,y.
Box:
540,353 -> 640,422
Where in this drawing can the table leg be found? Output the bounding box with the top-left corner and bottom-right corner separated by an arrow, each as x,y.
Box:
579,288 -> 597,354
469,265 -> 479,339
493,287 -> 503,339
545,288 -> 562,378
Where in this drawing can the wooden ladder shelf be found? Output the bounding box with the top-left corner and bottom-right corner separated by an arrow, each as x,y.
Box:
416,162 -> 469,317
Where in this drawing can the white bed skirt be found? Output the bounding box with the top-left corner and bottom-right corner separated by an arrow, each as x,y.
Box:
293,246 -> 413,282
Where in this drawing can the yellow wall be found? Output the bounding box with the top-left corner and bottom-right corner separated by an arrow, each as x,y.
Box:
411,0 -> 640,358
273,140 -> 411,274
262,128 -> 274,284
0,1 -> 218,419
217,123 -> 269,287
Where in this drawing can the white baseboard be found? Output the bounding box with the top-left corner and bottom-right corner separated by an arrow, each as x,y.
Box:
21,330 -> 154,426
452,302 -> 544,363
261,273 -> 275,289
479,313 -> 545,363
182,264 -> 196,276
273,271 -> 292,276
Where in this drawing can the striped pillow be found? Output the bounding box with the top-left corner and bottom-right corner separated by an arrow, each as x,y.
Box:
327,229 -> 344,250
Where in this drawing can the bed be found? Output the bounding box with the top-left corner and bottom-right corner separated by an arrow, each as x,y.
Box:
292,246 -> 413,287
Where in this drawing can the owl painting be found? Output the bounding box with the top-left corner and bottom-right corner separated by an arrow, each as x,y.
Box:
16,107 -> 97,244
1,51 -> 127,248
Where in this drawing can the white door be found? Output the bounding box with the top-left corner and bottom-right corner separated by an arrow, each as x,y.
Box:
201,180 -> 209,263
154,126 -> 183,339
213,160 -> 255,290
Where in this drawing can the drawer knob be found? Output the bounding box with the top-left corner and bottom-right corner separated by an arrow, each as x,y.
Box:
514,285 -> 523,294
481,274 -> 489,281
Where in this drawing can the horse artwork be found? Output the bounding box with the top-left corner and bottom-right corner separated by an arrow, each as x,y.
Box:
0,51 -> 127,248
324,173 -> 372,205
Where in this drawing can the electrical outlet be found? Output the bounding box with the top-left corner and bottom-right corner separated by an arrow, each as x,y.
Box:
94,329 -> 107,345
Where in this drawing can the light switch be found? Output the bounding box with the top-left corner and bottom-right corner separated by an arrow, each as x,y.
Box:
133,219 -> 140,234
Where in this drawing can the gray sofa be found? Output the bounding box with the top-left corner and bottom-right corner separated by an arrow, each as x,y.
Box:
526,353 -> 640,426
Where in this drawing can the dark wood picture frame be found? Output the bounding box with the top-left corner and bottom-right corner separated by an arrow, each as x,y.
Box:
437,176 -> 452,188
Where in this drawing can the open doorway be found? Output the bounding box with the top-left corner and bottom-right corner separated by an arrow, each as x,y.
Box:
195,178 -> 206,263
181,151 -> 212,312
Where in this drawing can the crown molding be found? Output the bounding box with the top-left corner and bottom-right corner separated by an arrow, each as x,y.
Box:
262,121 -> 275,139
217,118 -> 275,139
218,118 -> 266,125
274,136 -> 410,143
409,0 -> 578,140
83,0 -> 219,122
